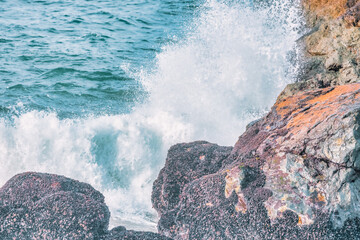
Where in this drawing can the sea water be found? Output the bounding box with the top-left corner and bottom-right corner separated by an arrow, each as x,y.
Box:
0,0 -> 302,231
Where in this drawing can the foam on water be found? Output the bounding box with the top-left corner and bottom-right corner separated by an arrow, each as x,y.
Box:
0,0 -> 303,231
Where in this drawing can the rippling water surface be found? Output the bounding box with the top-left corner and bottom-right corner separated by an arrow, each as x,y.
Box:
0,0 -> 195,117
0,0 -> 302,231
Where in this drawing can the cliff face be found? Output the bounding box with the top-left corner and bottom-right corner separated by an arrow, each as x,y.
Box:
152,84 -> 360,239
283,0 -> 360,99
151,1 -> 360,239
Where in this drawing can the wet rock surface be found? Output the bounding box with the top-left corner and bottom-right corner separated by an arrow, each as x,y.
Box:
282,0 -> 360,100
152,84 -> 360,239
0,172 -> 170,240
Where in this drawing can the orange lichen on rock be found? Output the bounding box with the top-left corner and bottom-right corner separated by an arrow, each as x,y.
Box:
303,0 -> 350,19
317,193 -> 326,202
274,93 -> 308,118
307,83 -> 360,104
256,83 -> 360,226
275,83 -> 360,132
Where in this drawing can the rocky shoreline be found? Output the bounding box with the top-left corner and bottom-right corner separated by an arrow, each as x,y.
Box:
1,0 -> 360,239
0,172 -> 170,239
152,83 -> 360,239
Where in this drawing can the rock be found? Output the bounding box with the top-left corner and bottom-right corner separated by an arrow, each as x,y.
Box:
292,0 -> 360,97
0,172 -> 171,240
0,172 -> 110,239
239,84 -> 360,231
302,0 -> 352,26
152,83 -> 360,239
103,226 -> 172,240
324,51 -> 342,71
300,19 -> 360,87
343,2 -> 360,27
0,172 -> 105,209
152,141 -> 233,216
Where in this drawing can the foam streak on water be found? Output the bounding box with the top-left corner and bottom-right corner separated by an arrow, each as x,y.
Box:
0,0 -> 302,231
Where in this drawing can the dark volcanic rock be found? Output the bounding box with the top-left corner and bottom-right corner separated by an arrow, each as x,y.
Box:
153,84 -> 360,239
0,172 -> 170,240
0,172 -> 109,239
152,141 -> 233,216
0,172 -> 105,209
103,226 -> 172,240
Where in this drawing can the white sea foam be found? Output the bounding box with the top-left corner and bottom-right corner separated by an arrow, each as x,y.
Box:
0,0 -> 302,232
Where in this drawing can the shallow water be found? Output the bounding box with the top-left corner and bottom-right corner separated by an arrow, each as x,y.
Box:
0,0 -> 302,231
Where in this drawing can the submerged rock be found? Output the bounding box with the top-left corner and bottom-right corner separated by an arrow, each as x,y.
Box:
0,172 -> 170,240
152,83 -> 360,239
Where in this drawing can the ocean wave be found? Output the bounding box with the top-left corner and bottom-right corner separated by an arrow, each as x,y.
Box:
0,0 -> 303,232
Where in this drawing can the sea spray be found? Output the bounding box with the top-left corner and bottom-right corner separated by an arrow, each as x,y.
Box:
0,0 -> 303,231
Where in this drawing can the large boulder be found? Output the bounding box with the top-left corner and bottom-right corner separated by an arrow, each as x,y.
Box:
152,83 -> 360,239
0,172 -> 170,240
152,141 -> 233,216
0,172 -> 109,239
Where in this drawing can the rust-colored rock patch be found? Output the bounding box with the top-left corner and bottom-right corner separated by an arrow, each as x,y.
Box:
303,0 -> 349,20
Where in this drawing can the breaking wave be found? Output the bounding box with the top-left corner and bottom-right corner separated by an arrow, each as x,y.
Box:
0,0 -> 303,231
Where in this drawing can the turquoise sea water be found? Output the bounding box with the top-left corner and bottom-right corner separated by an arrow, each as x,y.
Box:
0,0 -> 302,231
0,0 -> 197,118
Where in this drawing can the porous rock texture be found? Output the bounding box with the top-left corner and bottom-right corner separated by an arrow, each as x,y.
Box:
152,141 -> 233,217
0,172 -> 170,240
151,2 -> 360,239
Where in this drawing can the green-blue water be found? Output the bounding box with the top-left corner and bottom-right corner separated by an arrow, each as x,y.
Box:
0,0 -> 196,118
0,0 -> 301,231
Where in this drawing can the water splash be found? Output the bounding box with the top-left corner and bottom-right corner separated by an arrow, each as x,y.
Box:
0,0 -> 303,231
